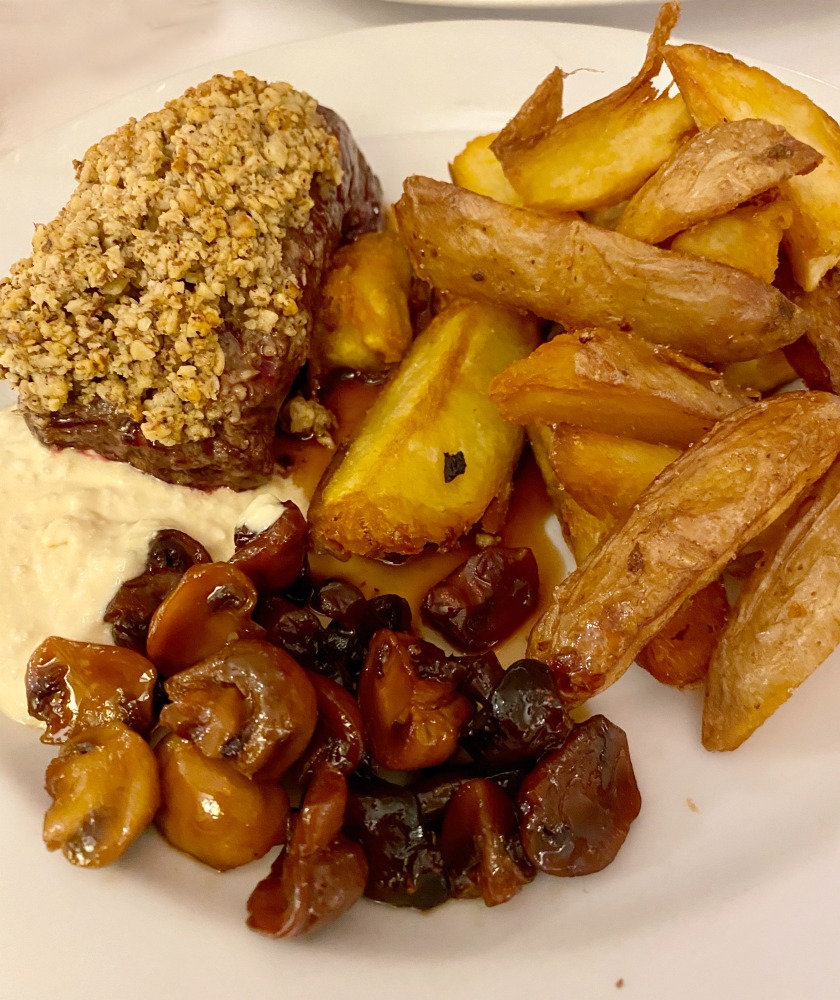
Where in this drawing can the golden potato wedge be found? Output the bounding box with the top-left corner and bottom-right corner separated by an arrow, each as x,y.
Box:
527,424 -> 614,563
541,425 -> 680,521
490,67 -> 565,165
394,176 -> 807,363
785,268 -> 840,393
530,421 -> 725,688
526,391 -> 840,704
308,301 -> 539,559
703,459 -> 840,750
637,580 -> 730,689
663,43 -> 840,291
670,199 -> 794,284
617,119 -> 820,245
449,133 -> 523,206
311,229 -> 413,384
721,349 -> 797,395
489,328 -> 751,449
491,3 -> 693,212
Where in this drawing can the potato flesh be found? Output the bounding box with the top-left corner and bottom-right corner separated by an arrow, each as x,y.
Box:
308,301 -> 539,559
670,199 -> 794,284
703,460 -> 840,750
721,348 -> 798,395
311,229 -> 413,383
489,328 -> 751,448
663,43 -> 840,291
394,176 -> 807,364
526,391 -> 840,705
491,2 -> 690,213
541,425 -> 679,522
617,119 -> 820,245
498,92 -> 694,213
449,133 -> 523,206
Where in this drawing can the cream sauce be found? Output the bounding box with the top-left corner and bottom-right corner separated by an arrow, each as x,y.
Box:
0,407 -> 307,725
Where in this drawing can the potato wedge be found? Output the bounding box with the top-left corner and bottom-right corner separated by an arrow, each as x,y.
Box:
311,229 -> 413,384
489,328 -> 751,448
490,67 -> 565,166
394,176 -> 807,363
664,43 -> 840,291
308,300 -> 539,559
637,580 -> 730,689
540,425 -> 680,521
785,268 -> 840,393
528,424 -> 614,563
491,3 -> 694,212
526,391 -> 840,704
449,133 -> 523,206
530,422 -> 726,688
617,119 -> 820,244
703,460 -> 840,750
721,349 -> 797,395
670,199 -> 794,284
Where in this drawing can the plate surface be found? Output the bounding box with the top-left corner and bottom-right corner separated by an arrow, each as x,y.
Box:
1,18 -> 840,1000
377,0 -> 657,7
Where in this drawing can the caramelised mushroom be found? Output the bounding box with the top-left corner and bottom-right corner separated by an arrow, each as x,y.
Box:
26,637 -> 157,744
294,673 -> 367,781
160,639 -> 318,781
229,501 -> 308,592
104,529 -> 211,653
422,546 -> 539,650
155,734 -> 289,871
357,630 -> 473,770
518,715 -> 642,876
247,765 -> 368,938
146,562 -> 260,676
439,778 -> 534,906
43,721 -> 160,867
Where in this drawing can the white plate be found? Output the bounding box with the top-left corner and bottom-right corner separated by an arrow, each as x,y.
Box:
2,18 -> 840,1000
378,0 -> 657,7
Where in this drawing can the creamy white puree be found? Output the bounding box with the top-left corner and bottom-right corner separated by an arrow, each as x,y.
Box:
0,407 -> 307,726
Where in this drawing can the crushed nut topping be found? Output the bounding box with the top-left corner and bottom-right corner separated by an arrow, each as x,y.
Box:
0,71 -> 343,446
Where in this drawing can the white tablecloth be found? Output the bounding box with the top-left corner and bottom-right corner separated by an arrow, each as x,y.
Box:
2,0 -> 838,156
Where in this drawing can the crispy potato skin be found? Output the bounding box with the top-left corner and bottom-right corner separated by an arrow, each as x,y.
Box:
703,460 -> 840,750
785,269 -> 840,393
526,391 -> 840,705
394,176 -> 806,363
489,329 -> 751,448
617,119 -> 821,244
308,300 -> 539,560
663,43 -> 840,291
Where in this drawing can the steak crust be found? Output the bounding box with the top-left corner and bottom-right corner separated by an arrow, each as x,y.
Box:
0,76 -> 382,490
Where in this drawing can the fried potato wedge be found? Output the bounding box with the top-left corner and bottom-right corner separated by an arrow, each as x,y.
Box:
491,67 -> 565,166
526,391 -> 840,704
308,301 -> 539,560
785,268 -> 840,393
528,424 -> 614,563
721,349 -> 798,395
449,133 -> 523,206
703,460 -> 840,750
637,580 -> 730,689
670,199 -> 794,284
617,119 -> 820,244
530,422 -> 727,689
394,176 -> 807,363
489,328 -> 751,448
664,43 -> 840,291
491,3 -> 693,212
540,425 -> 680,522
311,229 -> 413,384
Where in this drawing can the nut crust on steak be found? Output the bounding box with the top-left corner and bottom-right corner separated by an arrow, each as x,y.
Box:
0,73 -> 382,489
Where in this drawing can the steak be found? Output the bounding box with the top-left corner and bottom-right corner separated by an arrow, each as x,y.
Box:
0,73 -> 382,489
